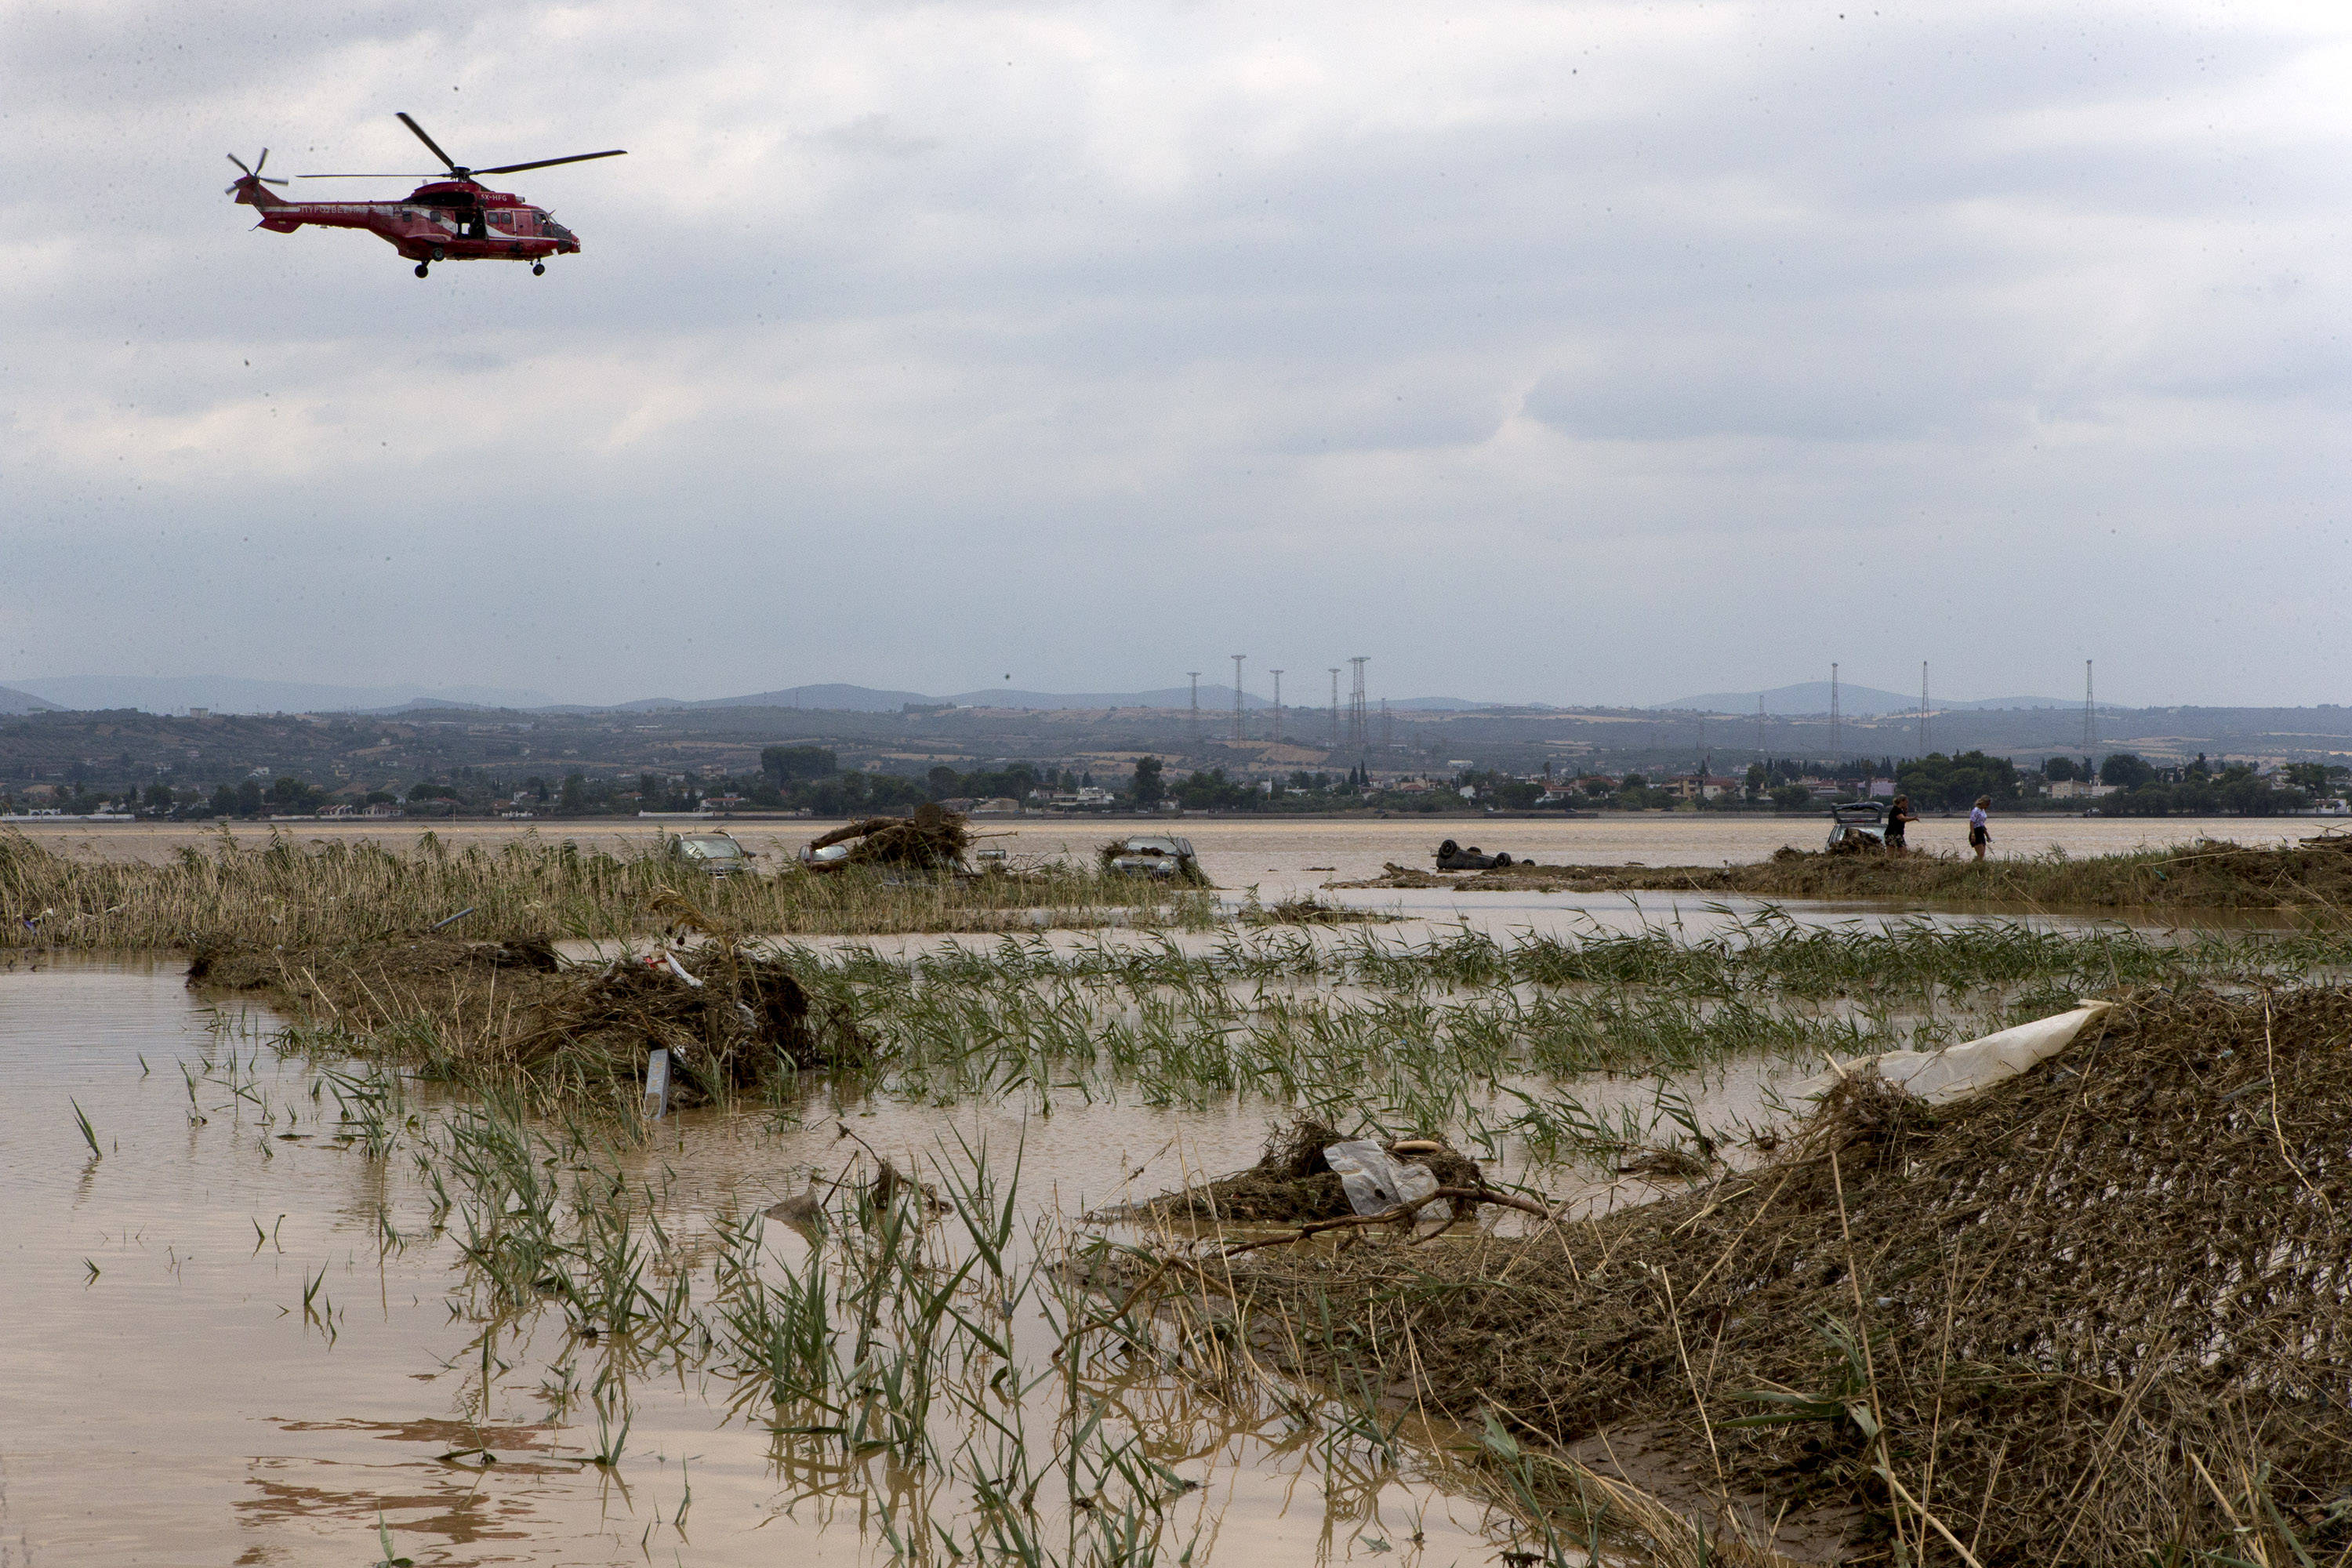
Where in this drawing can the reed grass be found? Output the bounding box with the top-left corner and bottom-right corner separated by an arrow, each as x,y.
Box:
0,826 -> 1213,952
1371,831 -> 2352,913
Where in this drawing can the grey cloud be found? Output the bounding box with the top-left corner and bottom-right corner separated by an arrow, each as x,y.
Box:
1,1 -> 2347,708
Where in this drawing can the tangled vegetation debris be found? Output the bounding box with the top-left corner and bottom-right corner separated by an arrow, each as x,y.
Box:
191,928 -> 867,1105
801,805 -> 972,873
1199,986 -> 2352,1565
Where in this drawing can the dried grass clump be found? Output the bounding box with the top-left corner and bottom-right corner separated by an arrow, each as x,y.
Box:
1224,987 -> 2352,1564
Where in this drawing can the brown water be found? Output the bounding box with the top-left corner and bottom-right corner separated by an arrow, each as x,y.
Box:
0,958 -> 1546,1566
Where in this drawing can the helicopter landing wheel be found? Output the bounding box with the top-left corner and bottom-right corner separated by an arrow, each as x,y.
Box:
415,263 -> 430,278
532,262 -> 545,276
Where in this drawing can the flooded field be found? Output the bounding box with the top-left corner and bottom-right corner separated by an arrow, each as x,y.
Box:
2,958 -> 1533,1566
6,818 -> 2349,1564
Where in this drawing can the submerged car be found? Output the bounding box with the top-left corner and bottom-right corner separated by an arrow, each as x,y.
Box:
670,831 -> 753,876
1102,835 -> 1203,883
1824,801 -> 1889,853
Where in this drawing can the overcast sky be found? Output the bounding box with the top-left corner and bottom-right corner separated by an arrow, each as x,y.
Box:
3,0 -> 2347,708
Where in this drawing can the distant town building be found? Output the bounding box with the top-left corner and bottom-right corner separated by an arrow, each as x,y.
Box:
1664,774 -> 1743,800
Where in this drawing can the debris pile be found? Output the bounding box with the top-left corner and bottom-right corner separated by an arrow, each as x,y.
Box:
1131,1116 -> 1483,1223
506,942 -> 869,1105
801,804 -> 971,873
1227,988 -> 2352,1563
190,931 -> 866,1103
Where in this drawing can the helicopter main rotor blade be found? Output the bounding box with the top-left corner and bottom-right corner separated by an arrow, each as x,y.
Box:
298,172 -> 440,179
470,149 -> 627,176
395,112 -> 462,173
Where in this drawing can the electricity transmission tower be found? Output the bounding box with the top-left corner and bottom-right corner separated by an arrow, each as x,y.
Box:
1269,670 -> 1283,743
2083,660 -> 2096,756
1829,663 -> 1841,760
1230,655 -> 1246,741
1348,658 -> 1368,750
1920,662 -> 1929,758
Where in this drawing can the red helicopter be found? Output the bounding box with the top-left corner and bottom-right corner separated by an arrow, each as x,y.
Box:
226,113 -> 625,278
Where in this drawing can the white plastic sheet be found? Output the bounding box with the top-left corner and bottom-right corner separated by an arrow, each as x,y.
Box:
1323,1139 -> 1450,1222
1802,1000 -> 2114,1106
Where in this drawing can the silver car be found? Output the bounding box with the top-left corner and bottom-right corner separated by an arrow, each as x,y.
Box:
1824,802 -> 1889,853
1103,834 -> 1202,882
671,831 -> 753,876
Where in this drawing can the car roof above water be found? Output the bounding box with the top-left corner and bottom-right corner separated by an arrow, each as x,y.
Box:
1114,836 -> 1194,856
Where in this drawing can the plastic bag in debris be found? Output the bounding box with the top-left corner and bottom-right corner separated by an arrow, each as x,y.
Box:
1800,1001 -> 2114,1106
1322,1139 -> 1451,1222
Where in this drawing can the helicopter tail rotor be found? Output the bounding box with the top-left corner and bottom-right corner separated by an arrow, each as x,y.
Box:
223,148 -> 290,197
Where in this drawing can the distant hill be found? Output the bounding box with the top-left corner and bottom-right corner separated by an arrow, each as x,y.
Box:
10,676 -> 558,715
654,684 -> 1501,714
657,684 -> 935,713
0,685 -> 61,714
949,685 -> 1264,711
1657,681 -> 2087,717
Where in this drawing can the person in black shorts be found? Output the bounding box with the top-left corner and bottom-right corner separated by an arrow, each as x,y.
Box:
1969,795 -> 1992,860
1886,794 -> 1918,851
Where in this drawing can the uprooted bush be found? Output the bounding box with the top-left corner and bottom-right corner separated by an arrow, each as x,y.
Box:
1211,987 -> 2352,1566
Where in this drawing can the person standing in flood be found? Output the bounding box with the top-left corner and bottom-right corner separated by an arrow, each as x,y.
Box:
1886,794 -> 1918,851
1969,794 -> 1992,861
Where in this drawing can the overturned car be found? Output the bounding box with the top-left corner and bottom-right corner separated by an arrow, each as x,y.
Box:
1434,838 -> 1514,872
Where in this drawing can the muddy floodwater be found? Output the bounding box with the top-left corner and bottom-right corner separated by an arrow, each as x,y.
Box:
4,956 -> 1604,1566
